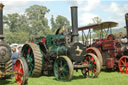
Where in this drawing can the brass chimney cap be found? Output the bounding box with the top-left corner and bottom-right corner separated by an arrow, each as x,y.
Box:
0,3 -> 4,10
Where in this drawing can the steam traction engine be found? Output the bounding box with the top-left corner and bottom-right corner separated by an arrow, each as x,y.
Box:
86,13 -> 128,73
0,3 -> 12,79
14,6 -> 101,85
0,4 -> 28,85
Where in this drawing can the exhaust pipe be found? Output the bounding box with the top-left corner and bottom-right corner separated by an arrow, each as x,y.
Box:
0,3 -> 4,39
125,13 -> 128,36
71,6 -> 78,42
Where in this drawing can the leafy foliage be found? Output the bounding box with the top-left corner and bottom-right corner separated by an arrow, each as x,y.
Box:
51,15 -> 70,33
3,5 -> 71,44
4,5 -> 68,44
91,17 -> 103,38
25,5 -> 51,37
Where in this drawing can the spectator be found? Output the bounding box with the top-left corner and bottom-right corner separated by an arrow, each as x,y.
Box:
12,48 -> 19,72
17,46 -> 22,55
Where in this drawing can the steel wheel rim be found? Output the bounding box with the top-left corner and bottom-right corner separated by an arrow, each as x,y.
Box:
119,56 -> 128,74
54,56 -> 73,81
82,53 -> 100,78
14,60 -> 24,85
86,47 -> 103,68
21,43 -> 42,77
83,55 -> 96,77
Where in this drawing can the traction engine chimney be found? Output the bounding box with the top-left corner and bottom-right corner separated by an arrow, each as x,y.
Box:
125,13 -> 128,36
0,3 -> 4,40
71,6 -> 78,42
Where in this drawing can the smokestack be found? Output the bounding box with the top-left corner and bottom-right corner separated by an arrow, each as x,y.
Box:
125,13 -> 128,36
71,6 -> 78,42
0,3 -> 4,39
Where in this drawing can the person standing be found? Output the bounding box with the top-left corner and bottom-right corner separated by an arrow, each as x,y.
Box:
12,48 -> 19,72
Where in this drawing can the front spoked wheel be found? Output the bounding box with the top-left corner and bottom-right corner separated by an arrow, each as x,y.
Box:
118,56 -> 128,74
14,57 -> 28,85
82,53 -> 101,78
54,56 -> 73,81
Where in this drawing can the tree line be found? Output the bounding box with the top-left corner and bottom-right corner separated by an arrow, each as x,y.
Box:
3,5 -> 70,44
3,5 -> 125,44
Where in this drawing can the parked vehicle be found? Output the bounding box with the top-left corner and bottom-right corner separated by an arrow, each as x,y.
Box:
14,6 -> 102,85
79,14 -> 128,74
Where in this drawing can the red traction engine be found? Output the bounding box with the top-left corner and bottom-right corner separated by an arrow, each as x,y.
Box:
87,13 -> 128,73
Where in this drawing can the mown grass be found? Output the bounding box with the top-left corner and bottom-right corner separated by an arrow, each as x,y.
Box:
1,71 -> 128,85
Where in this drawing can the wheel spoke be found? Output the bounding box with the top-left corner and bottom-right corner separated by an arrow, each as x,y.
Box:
126,67 -> 128,74
122,67 -> 126,71
125,58 -> 127,65
121,60 -> 125,65
93,68 -> 96,72
119,65 -> 123,67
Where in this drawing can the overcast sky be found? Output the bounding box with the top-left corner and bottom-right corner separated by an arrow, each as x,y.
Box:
1,0 -> 128,28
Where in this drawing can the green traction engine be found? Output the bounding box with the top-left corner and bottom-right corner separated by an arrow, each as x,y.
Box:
14,6 -> 101,85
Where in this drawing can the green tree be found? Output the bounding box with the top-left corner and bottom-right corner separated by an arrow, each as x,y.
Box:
25,5 -> 51,37
92,17 -> 102,24
4,5 -> 52,43
51,15 -> 70,33
3,4 -> 71,44
4,13 -> 30,43
56,15 -> 70,30
50,15 -> 56,32
91,17 -> 102,38
4,13 -> 20,32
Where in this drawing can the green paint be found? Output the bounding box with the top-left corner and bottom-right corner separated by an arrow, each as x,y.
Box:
54,57 -> 69,81
21,44 -> 34,76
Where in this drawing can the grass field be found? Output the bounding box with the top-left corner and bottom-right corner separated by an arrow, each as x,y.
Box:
0,71 -> 128,85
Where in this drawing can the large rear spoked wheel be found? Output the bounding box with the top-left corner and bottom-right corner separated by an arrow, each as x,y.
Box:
82,53 -> 101,78
14,57 -> 28,85
21,43 -> 42,77
54,56 -> 73,81
118,56 -> 128,74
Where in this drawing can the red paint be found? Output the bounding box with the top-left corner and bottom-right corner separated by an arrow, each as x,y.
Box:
106,58 -> 114,68
42,38 -> 45,44
119,56 -> 128,74
84,55 -> 96,73
14,60 -> 24,85
102,41 -> 114,50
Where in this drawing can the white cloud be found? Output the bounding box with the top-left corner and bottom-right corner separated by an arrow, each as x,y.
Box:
78,13 -> 98,26
102,2 -> 128,27
81,0 -> 100,12
68,0 -> 100,12
4,7 -> 25,15
73,0 -> 101,26
1,0 -> 57,14
105,2 -> 128,17
1,1 -> 30,6
111,3 -> 119,12
1,1 -> 31,14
